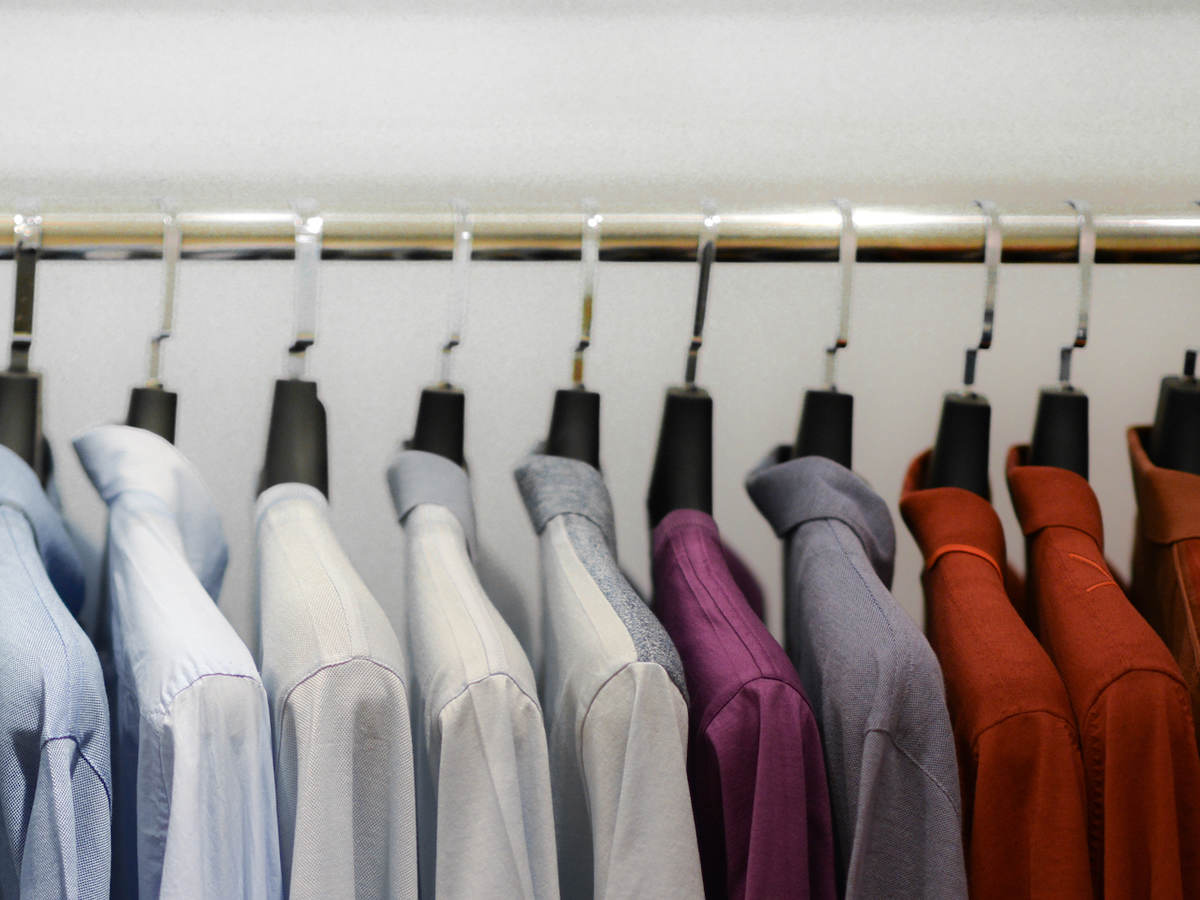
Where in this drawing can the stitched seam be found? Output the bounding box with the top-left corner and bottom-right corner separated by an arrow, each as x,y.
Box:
968,707 -> 1079,751
927,544 -> 1003,580
439,671 -> 544,718
866,727 -> 962,816
41,735 -> 113,808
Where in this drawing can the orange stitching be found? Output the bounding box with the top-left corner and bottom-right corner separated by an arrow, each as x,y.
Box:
927,544 -> 1003,580
1084,580 -> 1118,593
1067,552 -> 1110,577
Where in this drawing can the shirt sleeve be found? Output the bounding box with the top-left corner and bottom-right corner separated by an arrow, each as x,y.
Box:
22,737 -> 111,899
154,675 -> 282,900
275,659 -> 417,900
580,662 -> 703,899
968,712 -> 1092,898
1085,670 -> 1200,897
849,729 -> 967,899
432,675 -> 558,899
695,677 -> 837,900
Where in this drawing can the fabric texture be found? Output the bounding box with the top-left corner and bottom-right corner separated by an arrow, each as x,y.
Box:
652,507 -> 837,900
254,481 -> 417,899
74,425 -> 281,900
900,450 -> 1092,899
1128,425 -> 1200,747
0,445 -> 111,900
1007,444 -> 1200,898
387,450 -> 558,900
746,450 -> 967,899
514,454 -> 702,899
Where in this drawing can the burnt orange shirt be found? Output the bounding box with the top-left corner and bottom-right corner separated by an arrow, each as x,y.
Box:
900,451 -> 1092,899
1007,445 -> 1200,899
1128,425 -> 1200,748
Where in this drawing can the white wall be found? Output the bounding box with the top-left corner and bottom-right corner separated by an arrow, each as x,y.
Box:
2,3 -> 1200,644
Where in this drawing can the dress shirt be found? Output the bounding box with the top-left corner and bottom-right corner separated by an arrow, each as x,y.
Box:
900,450 -> 1092,899
653,508 -> 837,900
1006,445 -> 1200,897
387,449 -> 558,900
74,425 -> 281,900
1127,425 -> 1200,745
255,481 -> 417,899
514,454 -> 702,900
0,445 -> 111,900
746,450 -> 967,899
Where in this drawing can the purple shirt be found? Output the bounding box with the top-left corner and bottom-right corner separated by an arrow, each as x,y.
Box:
653,509 -> 837,900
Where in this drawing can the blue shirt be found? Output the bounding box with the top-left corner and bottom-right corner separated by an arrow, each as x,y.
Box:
0,444 -> 111,899
75,425 -> 282,900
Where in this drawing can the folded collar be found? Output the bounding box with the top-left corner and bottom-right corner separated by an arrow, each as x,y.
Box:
386,449 -> 477,556
73,424 -> 228,599
0,444 -> 85,613
899,449 -> 1007,578
1005,444 -> 1104,548
745,447 -> 895,587
1128,425 -> 1200,545
514,454 -> 616,549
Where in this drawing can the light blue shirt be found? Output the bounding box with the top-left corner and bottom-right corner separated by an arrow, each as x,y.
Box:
0,444 -> 111,899
75,425 -> 282,900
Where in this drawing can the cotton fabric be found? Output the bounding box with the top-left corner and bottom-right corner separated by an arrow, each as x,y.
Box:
1007,444 -> 1200,898
387,449 -> 558,900
652,507 -> 836,900
900,450 -> 1092,899
514,454 -> 702,899
746,449 -> 967,899
75,425 -> 281,900
255,481 -> 417,899
0,445 -> 111,900
1127,425 -> 1200,747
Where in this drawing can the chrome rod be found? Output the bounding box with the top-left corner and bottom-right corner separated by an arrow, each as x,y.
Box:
2,206 -> 1200,263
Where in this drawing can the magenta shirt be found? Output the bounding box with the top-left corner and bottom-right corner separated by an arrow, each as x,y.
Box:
653,509 -> 837,900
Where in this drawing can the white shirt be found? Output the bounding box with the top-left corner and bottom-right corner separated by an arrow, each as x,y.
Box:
387,449 -> 559,900
74,425 -> 282,900
254,482 -> 418,899
514,454 -> 703,899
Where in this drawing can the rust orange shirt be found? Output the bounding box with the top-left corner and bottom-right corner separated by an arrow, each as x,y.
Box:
900,450 -> 1092,900
1007,445 -> 1200,899
1127,425 -> 1200,747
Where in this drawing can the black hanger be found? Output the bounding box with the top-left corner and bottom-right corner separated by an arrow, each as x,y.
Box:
648,207 -> 717,528
259,208 -> 329,496
0,213 -> 46,479
126,207 -> 180,444
794,200 -> 856,468
1029,201 -> 1093,479
545,207 -> 602,469
1147,349 -> 1200,474
410,202 -> 471,467
927,200 -> 1001,497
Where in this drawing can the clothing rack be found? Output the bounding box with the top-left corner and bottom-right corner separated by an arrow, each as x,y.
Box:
4,206 -> 1200,263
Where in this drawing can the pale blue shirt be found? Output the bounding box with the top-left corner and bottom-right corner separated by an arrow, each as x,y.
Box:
75,425 -> 282,900
0,445 -> 111,899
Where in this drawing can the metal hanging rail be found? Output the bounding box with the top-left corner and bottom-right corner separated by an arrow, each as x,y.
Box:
2,206 -> 1200,263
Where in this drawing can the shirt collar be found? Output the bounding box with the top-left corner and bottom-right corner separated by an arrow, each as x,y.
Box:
1005,444 -> 1104,547
514,454 -> 616,549
1128,425 -> 1200,544
386,449 -> 477,556
0,444 -> 86,613
899,449 -> 1007,576
745,447 -> 895,587
73,424 -> 228,598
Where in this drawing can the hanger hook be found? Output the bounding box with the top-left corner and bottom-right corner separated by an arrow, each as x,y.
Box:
824,199 -> 856,389
147,200 -> 181,388
963,200 -> 1002,390
1059,200 -> 1094,387
684,200 -> 719,387
572,200 -> 602,388
10,206 -> 42,374
439,199 -> 472,387
288,201 -> 322,379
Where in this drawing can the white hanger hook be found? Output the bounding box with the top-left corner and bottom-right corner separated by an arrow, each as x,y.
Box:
439,199 -> 472,386
147,200 -> 181,388
573,200 -> 602,387
963,200 -> 1002,389
684,200 -> 720,387
1059,200 -> 1094,387
824,199 -> 855,389
288,201 -> 323,379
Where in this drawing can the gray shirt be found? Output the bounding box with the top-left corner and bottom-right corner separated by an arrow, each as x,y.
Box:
515,455 -> 701,899
746,450 -> 967,900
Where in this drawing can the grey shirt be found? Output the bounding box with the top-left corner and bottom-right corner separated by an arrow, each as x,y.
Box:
746,450 -> 967,900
